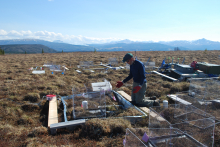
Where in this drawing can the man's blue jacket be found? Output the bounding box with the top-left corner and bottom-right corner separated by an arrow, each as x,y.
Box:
123,60 -> 146,86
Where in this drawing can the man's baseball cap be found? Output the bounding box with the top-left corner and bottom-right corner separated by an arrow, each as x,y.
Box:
122,53 -> 133,62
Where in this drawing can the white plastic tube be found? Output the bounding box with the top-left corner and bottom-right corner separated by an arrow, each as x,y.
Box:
82,101 -> 88,109
163,100 -> 168,108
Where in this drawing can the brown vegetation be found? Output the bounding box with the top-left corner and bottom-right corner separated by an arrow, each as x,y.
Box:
0,50 -> 220,146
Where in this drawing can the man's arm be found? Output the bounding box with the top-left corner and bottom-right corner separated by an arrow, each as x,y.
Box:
122,69 -> 133,83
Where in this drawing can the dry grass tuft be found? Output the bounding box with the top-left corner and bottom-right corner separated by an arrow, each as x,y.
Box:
159,107 -> 176,123
22,104 -> 40,112
28,126 -> 48,137
80,118 -> 131,140
116,107 -> 143,117
17,114 -> 34,125
24,93 -> 40,102
0,124 -> 17,135
133,116 -> 149,128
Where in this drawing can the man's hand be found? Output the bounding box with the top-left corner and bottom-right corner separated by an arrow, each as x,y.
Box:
116,81 -> 123,88
133,86 -> 141,93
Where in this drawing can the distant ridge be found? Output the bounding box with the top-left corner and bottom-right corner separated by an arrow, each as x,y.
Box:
0,44 -> 57,54
159,38 -> 220,50
0,39 -> 94,52
0,38 -> 219,52
88,42 -> 185,51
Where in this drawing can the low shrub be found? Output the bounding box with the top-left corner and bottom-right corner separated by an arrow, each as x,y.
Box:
24,93 -> 40,102
146,89 -> 161,97
162,82 -> 172,88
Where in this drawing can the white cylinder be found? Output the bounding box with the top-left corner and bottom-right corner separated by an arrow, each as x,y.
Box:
82,101 -> 88,109
163,100 -> 168,108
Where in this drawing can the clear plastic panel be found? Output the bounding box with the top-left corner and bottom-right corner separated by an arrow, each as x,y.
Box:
148,128 -> 205,147
176,89 -> 220,121
124,128 -> 148,147
125,63 -> 130,70
149,106 -> 171,128
49,64 -> 65,72
188,78 -> 213,101
85,79 -> 112,94
73,88 -> 106,119
108,58 -> 118,66
143,61 -> 155,70
205,80 -> 220,101
150,104 -> 214,125
79,61 -> 94,69
171,118 -> 215,147
43,61 -> 53,67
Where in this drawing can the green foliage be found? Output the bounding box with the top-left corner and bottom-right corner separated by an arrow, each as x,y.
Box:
25,51 -> 27,54
0,47 -> 5,55
204,48 -> 207,54
42,48 -> 44,53
94,48 -> 97,53
62,50 -> 63,53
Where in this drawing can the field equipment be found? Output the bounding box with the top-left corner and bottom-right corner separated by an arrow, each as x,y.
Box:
158,57 -> 186,72
195,62 -> 220,75
153,55 -> 220,81
157,57 -> 172,72
32,66 -> 45,74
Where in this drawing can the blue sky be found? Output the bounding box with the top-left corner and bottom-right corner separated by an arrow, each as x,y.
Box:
0,0 -> 220,44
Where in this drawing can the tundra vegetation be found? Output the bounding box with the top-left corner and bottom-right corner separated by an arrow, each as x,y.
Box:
0,50 -> 220,146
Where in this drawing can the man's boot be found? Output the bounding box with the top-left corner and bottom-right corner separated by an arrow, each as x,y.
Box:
153,99 -> 160,106
149,96 -> 156,100
130,101 -> 136,105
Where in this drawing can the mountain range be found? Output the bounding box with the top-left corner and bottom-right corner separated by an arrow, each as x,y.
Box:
0,38 -> 219,53
0,44 -> 57,54
0,39 -> 94,52
159,38 -> 220,51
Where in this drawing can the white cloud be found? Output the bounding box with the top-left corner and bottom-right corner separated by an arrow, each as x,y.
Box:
20,30 -> 33,36
0,29 -> 122,45
35,31 -> 45,36
0,30 -> 7,35
8,30 -> 22,36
